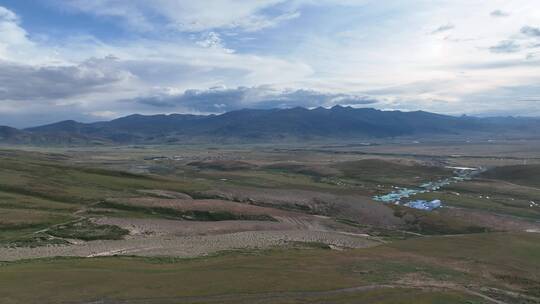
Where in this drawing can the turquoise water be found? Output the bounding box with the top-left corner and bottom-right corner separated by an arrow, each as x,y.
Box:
373,168 -> 478,210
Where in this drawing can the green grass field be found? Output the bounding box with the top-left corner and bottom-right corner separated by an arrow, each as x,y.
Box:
1,232 -> 538,303
1,148 -> 540,303
480,165 -> 540,189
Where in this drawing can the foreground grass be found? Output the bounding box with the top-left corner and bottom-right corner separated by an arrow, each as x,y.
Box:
0,252 -> 481,304
0,148 -> 539,303
1,232 -> 538,304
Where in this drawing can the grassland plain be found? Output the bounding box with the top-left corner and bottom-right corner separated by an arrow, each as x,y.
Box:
0,142 -> 539,303
1,144 -> 539,242
1,233 -> 539,303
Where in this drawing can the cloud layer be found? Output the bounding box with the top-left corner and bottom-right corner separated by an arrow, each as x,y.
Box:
58,0 -> 299,32
133,86 -> 379,113
0,1 -> 540,127
0,58 -> 132,100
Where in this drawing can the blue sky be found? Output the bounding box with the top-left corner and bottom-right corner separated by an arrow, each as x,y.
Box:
0,0 -> 539,127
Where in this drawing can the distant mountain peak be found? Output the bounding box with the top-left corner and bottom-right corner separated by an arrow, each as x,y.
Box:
2,107 -> 539,145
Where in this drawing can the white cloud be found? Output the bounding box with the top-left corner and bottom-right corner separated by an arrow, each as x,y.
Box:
0,5 -> 313,125
0,6 -> 17,21
2,1 -> 540,126
87,110 -> 118,119
58,0 -> 299,32
0,6 -> 32,60
195,32 -> 234,53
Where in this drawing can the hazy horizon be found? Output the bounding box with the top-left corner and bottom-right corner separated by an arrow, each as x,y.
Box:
1,0 -> 540,127
7,105 -> 538,131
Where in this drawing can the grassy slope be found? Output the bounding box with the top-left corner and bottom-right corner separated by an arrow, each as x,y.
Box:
0,149 -> 539,302
0,150 -> 207,245
415,189 -> 540,219
0,254 -> 478,304
186,158 -> 455,195
2,148 -> 537,246
334,159 -> 452,187
1,232 -> 539,303
390,205 -> 492,235
481,164 -> 540,188
413,176 -> 540,220
0,152 -> 205,204
389,232 -> 540,273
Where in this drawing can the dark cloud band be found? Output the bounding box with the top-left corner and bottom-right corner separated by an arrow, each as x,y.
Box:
133,86 -> 380,113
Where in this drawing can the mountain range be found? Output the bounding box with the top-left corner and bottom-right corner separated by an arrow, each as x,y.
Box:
1,106 -> 539,145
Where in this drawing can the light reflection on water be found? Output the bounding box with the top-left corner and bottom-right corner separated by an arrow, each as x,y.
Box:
373,168 -> 479,211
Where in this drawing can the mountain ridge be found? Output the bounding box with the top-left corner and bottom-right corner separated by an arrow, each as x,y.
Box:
1,107 -> 539,145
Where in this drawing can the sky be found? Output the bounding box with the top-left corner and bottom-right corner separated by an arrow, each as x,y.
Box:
0,0 -> 539,127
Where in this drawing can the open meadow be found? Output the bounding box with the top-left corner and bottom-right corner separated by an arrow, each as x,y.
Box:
0,139 -> 539,303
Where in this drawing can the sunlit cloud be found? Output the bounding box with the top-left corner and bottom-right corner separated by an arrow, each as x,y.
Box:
0,0 -> 539,127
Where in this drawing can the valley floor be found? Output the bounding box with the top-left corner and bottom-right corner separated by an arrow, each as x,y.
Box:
1,139 -> 539,303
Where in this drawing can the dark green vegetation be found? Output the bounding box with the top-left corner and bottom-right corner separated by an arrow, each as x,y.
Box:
184,157 -> 453,195
391,206 -> 491,235
259,159 -> 451,188
1,233 -> 538,304
95,200 -> 277,222
262,162 -> 337,177
47,220 -> 129,241
480,164 -> 540,188
188,160 -> 257,171
0,207 -> 73,247
334,159 -> 452,187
